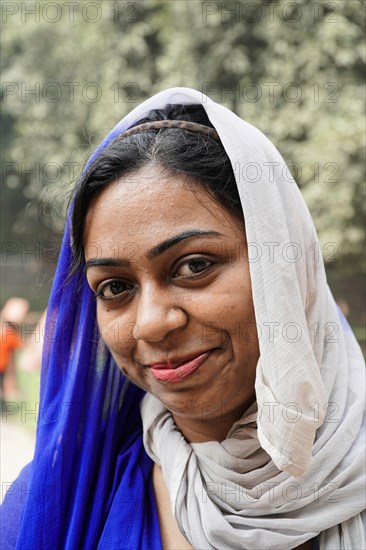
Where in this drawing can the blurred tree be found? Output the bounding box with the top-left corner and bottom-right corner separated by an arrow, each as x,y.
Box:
1,0 -> 365,278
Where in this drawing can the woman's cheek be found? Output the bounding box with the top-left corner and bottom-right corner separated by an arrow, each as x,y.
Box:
97,311 -> 135,354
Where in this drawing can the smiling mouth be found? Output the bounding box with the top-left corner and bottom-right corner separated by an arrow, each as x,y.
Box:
149,350 -> 213,383
149,349 -> 212,370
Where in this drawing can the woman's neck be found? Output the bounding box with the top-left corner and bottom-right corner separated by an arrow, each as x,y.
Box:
172,400 -> 254,443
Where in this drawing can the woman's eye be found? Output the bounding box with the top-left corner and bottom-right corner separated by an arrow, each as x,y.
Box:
96,280 -> 133,300
173,257 -> 213,278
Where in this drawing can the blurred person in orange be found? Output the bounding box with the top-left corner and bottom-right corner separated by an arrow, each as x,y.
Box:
0,297 -> 29,400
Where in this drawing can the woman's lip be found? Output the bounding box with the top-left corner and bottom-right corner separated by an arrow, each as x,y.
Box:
149,350 -> 211,370
150,350 -> 212,383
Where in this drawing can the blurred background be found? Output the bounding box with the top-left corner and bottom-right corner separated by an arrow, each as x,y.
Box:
1,0 -> 365,493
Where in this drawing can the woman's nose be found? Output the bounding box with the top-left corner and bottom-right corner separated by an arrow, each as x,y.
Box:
132,287 -> 188,342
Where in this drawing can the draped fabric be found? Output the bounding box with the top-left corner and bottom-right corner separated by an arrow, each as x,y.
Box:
1,88 -> 365,550
141,376 -> 365,549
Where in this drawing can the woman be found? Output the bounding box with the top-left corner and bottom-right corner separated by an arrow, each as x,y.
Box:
1,88 -> 365,549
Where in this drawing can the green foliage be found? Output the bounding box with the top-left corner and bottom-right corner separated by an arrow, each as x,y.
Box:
1,0 -> 365,273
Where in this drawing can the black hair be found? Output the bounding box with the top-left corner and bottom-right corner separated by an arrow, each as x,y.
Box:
70,104 -> 243,273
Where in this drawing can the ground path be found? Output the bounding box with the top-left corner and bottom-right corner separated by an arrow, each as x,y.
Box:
1,418 -> 35,504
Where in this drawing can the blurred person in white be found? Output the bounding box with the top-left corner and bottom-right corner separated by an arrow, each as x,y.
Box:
1,88 -> 364,550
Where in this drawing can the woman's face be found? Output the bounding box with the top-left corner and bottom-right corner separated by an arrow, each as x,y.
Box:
84,165 -> 259,427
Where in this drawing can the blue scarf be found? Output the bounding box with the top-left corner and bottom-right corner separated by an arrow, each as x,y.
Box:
1,120 -> 162,550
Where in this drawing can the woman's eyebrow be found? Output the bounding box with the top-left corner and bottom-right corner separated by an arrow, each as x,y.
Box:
85,230 -> 224,270
146,230 -> 224,260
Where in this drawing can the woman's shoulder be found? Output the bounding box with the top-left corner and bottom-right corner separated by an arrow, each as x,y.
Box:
0,462 -> 33,550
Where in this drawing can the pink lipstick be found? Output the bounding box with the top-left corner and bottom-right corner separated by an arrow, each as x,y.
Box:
150,351 -> 211,383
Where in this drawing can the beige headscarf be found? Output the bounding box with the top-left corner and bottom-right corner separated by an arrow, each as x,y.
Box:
119,87 -> 366,549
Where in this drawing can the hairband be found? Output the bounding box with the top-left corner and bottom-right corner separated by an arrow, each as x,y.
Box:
116,120 -> 220,140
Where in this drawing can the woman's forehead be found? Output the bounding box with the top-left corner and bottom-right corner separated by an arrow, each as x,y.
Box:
86,168 -> 237,232
84,166 -> 242,251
